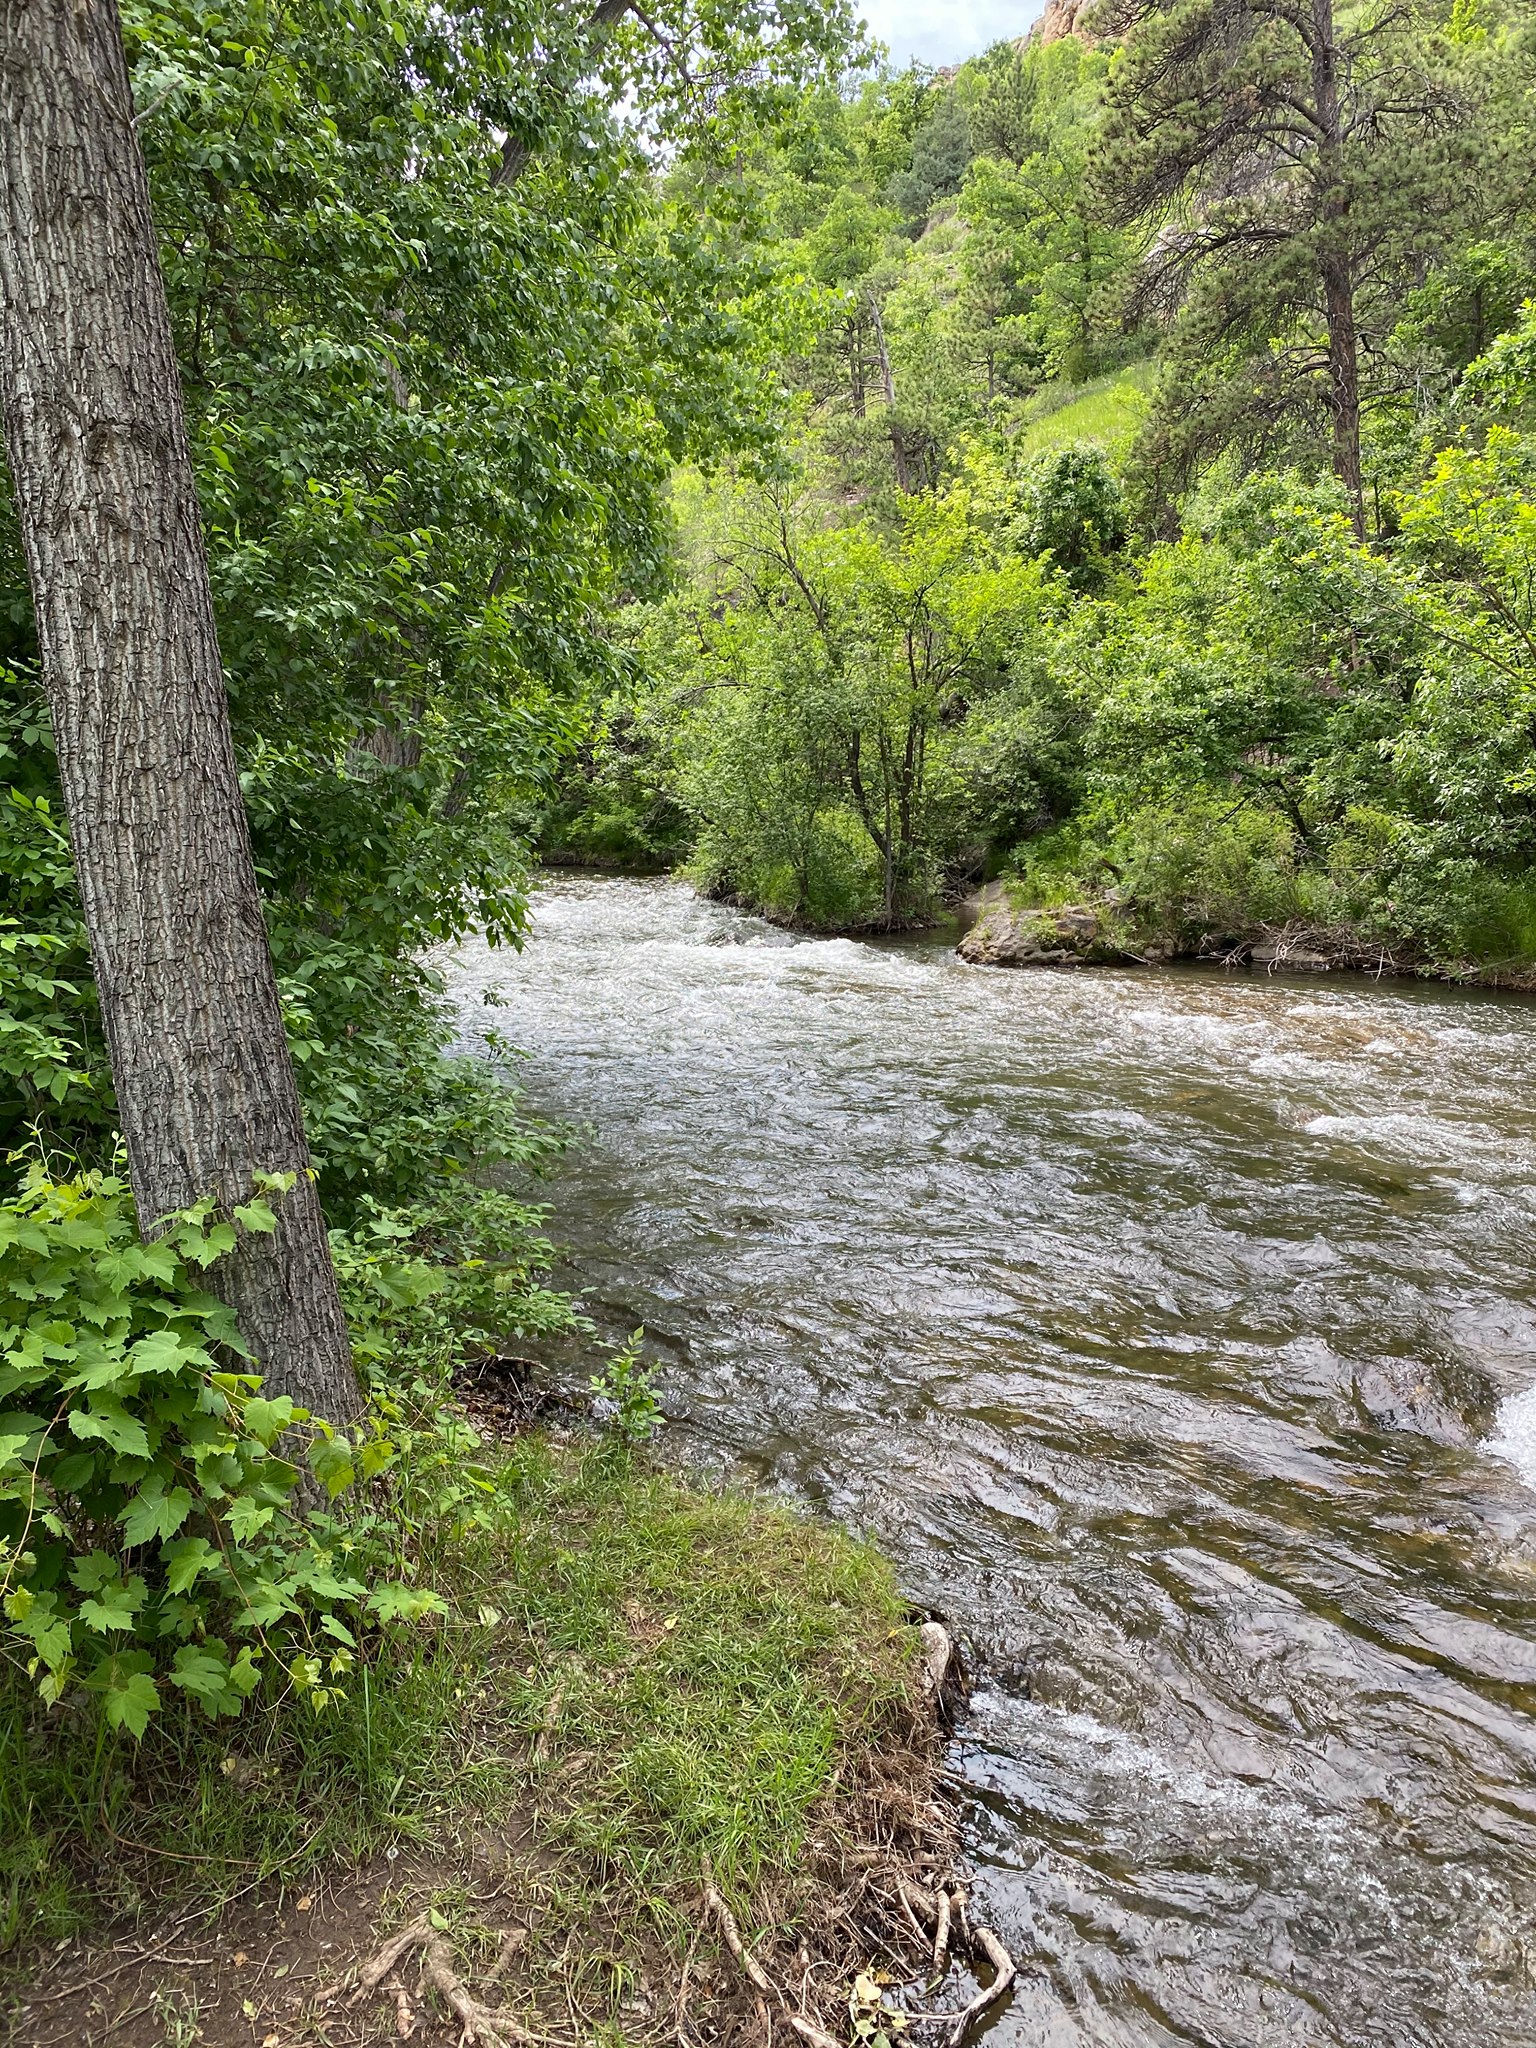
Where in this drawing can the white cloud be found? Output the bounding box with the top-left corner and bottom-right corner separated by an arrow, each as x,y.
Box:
855,0 -> 1045,69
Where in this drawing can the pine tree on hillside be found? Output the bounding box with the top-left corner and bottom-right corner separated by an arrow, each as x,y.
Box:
1096,0 -> 1487,529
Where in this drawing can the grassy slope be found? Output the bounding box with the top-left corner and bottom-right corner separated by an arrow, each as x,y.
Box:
1011,361 -> 1156,456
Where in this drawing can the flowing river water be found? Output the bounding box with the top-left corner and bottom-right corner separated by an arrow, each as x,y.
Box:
447,873 -> 1536,2048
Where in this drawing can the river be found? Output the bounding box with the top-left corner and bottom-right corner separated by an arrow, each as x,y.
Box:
446,872 -> 1536,2048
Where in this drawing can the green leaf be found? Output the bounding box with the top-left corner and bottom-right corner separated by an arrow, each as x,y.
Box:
242,1395 -> 296,1448
118,1479 -> 194,1546
309,1433 -> 356,1500
162,1536 -> 219,1594
128,1328 -> 204,1377
49,1450 -> 98,1492
167,1640 -> 258,1719
101,1661 -> 160,1738
69,1549 -> 121,1592
67,1401 -> 150,1458
78,1574 -> 147,1633
188,1222 -> 238,1267
367,1583 -> 450,1625
168,1641 -> 231,1704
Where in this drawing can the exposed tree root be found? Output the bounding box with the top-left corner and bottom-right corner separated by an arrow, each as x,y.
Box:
703,1880 -> 775,1994
896,1885 -> 1019,2048
935,1926 -> 1016,2048
705,1862 -> 1019,2048
930,1889 -> 951,1979
351,1913 -> 538,2047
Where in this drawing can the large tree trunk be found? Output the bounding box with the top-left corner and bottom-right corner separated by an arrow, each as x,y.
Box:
1320,251 -> 1364,535
0,0 -> 361,1425
1309,0 -> 1365,537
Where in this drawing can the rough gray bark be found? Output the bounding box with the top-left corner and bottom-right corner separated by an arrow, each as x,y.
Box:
0,0 -> 362,1425
1309,0 -> 1365,536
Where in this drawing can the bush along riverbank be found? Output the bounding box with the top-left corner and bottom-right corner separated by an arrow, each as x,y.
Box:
954,875 -> 1536,991
551,438 -> 1536,993
0,1165 -> 1010,2048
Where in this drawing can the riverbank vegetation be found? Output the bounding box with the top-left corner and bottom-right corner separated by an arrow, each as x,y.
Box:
3,0 -> 1534,2028
6,1403 -> 944,2041
549,5 -> 1536,984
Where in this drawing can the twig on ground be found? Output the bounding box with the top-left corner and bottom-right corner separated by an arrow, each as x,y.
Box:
352,1916 -> 434,2000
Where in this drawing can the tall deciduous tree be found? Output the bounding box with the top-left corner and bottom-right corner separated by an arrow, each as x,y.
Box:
0,0 -> 361,1424
1097,0 -> 1478,530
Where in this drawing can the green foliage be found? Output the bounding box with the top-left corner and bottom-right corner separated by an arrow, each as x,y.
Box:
2,1428 -> 918,1967
886,84 -> 971,225
0,1162 -> 451,1738
576,299 -> 1536,975
614,470 -> 1055,927
1010,444 -> 1127,588
590,1330 -> 663,1447
0,0 -> 870,1366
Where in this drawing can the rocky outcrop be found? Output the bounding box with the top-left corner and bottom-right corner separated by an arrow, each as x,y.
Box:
1029,0 -> 1094,45
1025,0 -> 1134,47
956,881 -> 1144,967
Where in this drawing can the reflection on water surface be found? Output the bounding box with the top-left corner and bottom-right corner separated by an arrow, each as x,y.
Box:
448,874 -> 1536,2048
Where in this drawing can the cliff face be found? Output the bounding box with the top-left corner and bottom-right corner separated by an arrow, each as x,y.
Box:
1030,0 -> 1097,45
1027,0 -> 1135,46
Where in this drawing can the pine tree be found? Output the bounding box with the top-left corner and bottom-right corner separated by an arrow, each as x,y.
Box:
1097,0 -> 1482,529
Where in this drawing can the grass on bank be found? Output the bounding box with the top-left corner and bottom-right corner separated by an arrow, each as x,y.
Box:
1,1420 -> 932,2035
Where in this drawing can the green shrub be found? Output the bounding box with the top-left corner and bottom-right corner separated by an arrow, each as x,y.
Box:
1007,800 -> 1303,946
1113,800 -> 1302,942
1010,443 -> 1128,589
710,807 -> 888,929
0,1162 -> 448,1738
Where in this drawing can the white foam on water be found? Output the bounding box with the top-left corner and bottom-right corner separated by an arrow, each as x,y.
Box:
1485,1385 -> 1536,1492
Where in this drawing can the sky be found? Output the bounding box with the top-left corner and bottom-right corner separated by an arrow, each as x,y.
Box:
855,0 -> 1044,69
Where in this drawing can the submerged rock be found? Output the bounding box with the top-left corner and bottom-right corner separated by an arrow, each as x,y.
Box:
956,881 -> 1135,968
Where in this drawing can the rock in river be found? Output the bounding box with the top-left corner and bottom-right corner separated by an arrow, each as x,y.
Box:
956,881 -> 1133,968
